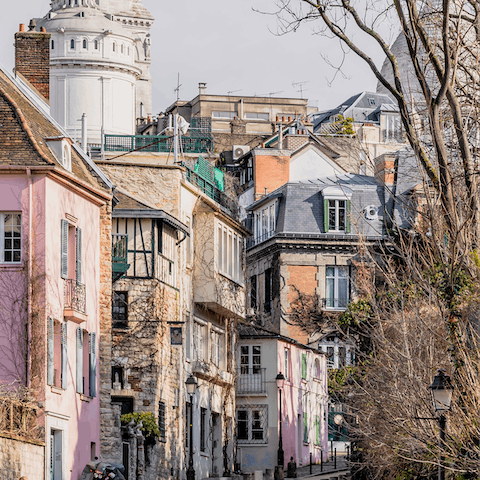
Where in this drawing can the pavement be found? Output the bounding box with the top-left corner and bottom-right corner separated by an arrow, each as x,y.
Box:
294,454 -> 350,480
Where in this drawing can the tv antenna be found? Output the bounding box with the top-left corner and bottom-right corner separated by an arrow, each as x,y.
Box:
174,73 -> 182,101
227,89 -> 242,96
260,91 -> 284,98
292,81 -> 309,99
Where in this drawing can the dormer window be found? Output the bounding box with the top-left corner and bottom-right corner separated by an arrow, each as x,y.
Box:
322,186 -> 353,233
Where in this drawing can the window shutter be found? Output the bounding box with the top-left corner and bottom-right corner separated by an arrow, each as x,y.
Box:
76,327 -> 83,394
89,332 -> 96,397
346,200 -> 351,233
61,322 -> 67,389
76,227 -> 82,283
302,353 -> 307,379
61,220 -> 68,279
324,198 -> 329,232
315,415 -> 320,445
47,317 -> 54,385
303,412 -> 308,443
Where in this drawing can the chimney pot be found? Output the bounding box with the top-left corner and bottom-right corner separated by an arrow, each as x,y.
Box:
198,82 -> 207,95
28,19 -> 36,32
19,24 -> 25,32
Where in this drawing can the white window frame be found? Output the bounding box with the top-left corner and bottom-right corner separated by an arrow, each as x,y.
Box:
322,187 -> 352,234
240,345 -> 261,374
0,212 -> 22,264
210,326 -> 224,368
212,111 -> 237,120
236,405 -> 268,444
193,318 -> 208,362
325,266 -> 350,310
253,200 -> 276,246
245,112 -> 270,121
216,220 -> 243,284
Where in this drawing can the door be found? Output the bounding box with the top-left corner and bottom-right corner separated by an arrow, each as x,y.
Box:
50,429 -> 63,480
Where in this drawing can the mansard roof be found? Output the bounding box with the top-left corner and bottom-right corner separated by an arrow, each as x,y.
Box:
0,67 -> 111,192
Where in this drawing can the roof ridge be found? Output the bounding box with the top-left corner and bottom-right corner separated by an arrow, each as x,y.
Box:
0,81 -> 54,166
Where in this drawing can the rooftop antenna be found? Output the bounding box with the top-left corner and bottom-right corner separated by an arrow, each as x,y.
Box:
174,73 -> 182,102
292,81 -> 309,99
259,91 -> 284,97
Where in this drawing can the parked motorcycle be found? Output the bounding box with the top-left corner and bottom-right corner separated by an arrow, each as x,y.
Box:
80,461 -> 126,480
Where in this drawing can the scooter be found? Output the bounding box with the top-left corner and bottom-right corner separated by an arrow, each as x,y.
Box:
80,460 -> 126,480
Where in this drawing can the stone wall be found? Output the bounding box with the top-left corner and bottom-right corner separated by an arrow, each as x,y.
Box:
0,435 -> 44,480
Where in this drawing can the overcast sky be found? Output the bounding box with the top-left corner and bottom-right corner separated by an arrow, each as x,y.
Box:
0,0 -> 392,114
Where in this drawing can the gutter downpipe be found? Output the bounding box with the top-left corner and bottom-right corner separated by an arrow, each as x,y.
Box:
26,167 -> 33,389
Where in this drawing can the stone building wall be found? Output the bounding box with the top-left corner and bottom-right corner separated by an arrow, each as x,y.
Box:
0,435 -> 44,480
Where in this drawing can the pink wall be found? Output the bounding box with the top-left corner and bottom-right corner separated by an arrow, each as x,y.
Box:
0,171 -> 102,479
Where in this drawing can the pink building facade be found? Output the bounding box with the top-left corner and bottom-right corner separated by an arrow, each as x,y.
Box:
0,66 -> 112,479
236,324 -> 328,474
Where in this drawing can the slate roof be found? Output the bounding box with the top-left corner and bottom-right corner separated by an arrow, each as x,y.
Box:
250,173 -> 385,239
0,67 -> 110,192
312,91 -> 398,131
114,191 -> 154,211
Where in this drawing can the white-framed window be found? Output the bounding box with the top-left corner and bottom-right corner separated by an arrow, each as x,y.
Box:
236,405 -> 268,444
70,38 -> 75,49
193,319 -> 207,362
210,327 -> 224,367
322,186 -> 352,233
319,336 -> 355,369
284,348 -> 290,380
212,111 -> 237,119
240,345 -> 261,374
217,221 -> 242,283
253,201 -> 276,245
325,266 -> 349,310
0,213 -> 22,263
245,112 -> 269,121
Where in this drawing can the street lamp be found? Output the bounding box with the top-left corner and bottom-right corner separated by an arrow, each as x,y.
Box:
276,372 -> 285,469
429,369 -> 454,480
186,374 -> 198,480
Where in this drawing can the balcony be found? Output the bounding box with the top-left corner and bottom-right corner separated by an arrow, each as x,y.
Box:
321,298 -> 349,311
104,134 -> 213,154
64,279 -> 87,323
236,368 -> 267,395
192,360 -> 233,386
112,234 -> 130,282
246,230 -> 275,249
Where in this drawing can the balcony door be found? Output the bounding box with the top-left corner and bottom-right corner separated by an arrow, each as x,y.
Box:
239,345 -> 262,393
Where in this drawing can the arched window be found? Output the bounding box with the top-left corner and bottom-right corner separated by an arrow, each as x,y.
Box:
121,44 -> 124,54
127,46 -> 130,56
314,358 -> 321,378
51,39 -> 55,50
83,39 -> 87,49
70,39 -> 75,49
113,42 -> 116,52
94,40 -> 98,50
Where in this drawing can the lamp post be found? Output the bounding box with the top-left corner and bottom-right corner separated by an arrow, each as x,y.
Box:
429,369 -> 454,480
276,372 -> 285,469
186,374 -> 198,480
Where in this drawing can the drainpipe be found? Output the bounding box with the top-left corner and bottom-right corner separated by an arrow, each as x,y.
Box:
278,122 -> 283,149
81,113 -> 88,154
26,167 -> 33,389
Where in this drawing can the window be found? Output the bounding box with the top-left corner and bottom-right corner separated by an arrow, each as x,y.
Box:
94,39 -> 98,49
193,320 -> 207,362
315,415 -> 320,445
301,353 -> 307,380
211,328 -> 224,367
284,349 -> 290,380
51,39 -> 55,50
60,219 -> 82,282
82,39 -> 87,49
113,42 -> 116,52
112,291 -> 128,328
314,358 -> 321,378
70,39 -> 75,49
323,187 -> 352,233
200,407 -> 207,452
88,332 -> 97,397
250,275 -> 257,310
325,266 -> 349,309
217,221 -> 242,283
245,112 -> 269,121
158,401 -> 166,441
264,268 -> 272,313
47,317 -> 67,389
303,412 -> 308,443
1,213 -> 21,263
75,328 -> 96,396
157,221 -> 177,287
121,44 -> 124,54
240,345 -> 261,374
236,405 -> 268,444
212,111 -> 237,119
253,201 -> 276,245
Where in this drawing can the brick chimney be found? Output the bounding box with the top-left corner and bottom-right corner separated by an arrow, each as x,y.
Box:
15,22 -> 51,101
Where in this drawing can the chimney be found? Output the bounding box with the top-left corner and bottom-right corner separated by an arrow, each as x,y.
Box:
15,21 -> 51,101
198,82 -> 207,95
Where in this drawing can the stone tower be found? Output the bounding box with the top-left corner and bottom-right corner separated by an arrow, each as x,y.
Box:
34,0 -> 154,145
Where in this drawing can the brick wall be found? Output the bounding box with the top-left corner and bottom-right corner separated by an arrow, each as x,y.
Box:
15,31 -> 51,101
0,435 -> 44,480
374,153 -> 396,185
283,134 -> 309,151
254,153 -> 290,199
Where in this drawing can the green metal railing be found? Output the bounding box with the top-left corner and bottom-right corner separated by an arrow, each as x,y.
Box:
104,134 -> 214,154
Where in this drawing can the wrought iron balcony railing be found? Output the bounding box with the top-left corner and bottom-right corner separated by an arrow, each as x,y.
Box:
236,367 -> 267,394
64,279 -> 86,315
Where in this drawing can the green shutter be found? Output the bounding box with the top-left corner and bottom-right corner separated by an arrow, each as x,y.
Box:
315,415 -> 320,445
346,200 -> 351,233
324,198 -> 329,232
89,332 -> 96,397
61,322 -> 67,389
302,353 -> 307,380
61,220 -> 68,279
76,327 -> 83,394
76,227 -> 82,283
47,317 -> 54,386
303,412 -> 308,443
